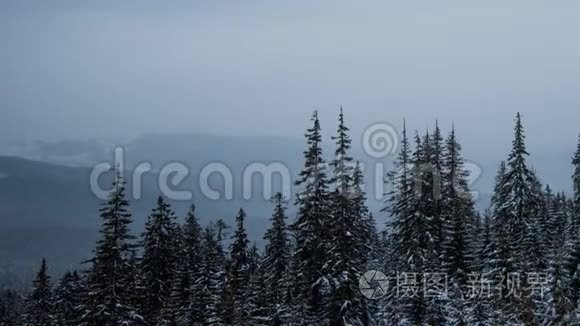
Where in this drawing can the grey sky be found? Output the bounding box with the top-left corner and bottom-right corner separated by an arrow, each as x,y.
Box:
1,0 -> 580,157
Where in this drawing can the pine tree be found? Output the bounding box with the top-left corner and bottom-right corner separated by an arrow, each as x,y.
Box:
383,122 -> 415,324
489,161 -> 509,279
386,129 -> 441,324
488,161 -> 519,323
262,192 -> 292,325
440,126 -> 476,325
124,249 -> 143,317
329,107 -> 354,192
0,289 -> 24,326
353,161 -> 377,325
195,223 -> 226,325
214,217 -> 231,322
384,121 -> 413,274
139,196 -> 180,324
413,131 -> 442,324
352,162 -> 377,270
467,210 -> 498,325
225,208 -> 252,324
503,113 -> 543,267
441,126 -> 475,284
23,259 -> 54,326
79,171 -> 142,325
247,243 -> 269,324
547,192 -> 574,323
0,289 -> 23,326
564,133 -> 580,319
543,185 -> 557,257
430,121 -> 445,266
290,111 -> 331,324
54,271 -> 84,325
573,133 -> 580,233
164,204 -> 204,325
495,113 -> 543,323
528,173 -> 549,274
216,220 -> 231,326
478,210 -> 494,274
325,109 -> 368,325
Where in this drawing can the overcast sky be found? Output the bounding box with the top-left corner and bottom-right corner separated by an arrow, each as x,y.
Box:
1,0 -> 580,157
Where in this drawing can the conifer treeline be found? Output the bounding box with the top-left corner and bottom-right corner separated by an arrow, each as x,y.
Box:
4,112 -> 580,325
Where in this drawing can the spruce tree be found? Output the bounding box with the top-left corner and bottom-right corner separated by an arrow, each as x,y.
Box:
564,133 -> 580,319
164,204 -> 204,325
124,249 -> 143,318
54,271 -> 84,325
262,192 -> 292,325
573,133 -> 580,232
326,109 -> 368,325
352,161 -> 377,269
79,171 -> 141,325
386,129 -> 441,324
194,224 -> 226,325
440,126 -> 476,324
383,122 -> 414,324
467,210 -> 498,324
352,161 -> 377,325
225,208 -> 251,325
430,121 -> 445,265
139,196 -> 180,324
384,121 -> 413,274
247,243 -> 268,324
528,173 -> 549,274
413,131 -> 442,324
0,289 -> 23,326
488,161 -> 518,323
291,111 -> 331,324
494,113 -> 543,323
441,126 -> 475,284
329,107 -> 354,191
502,113 -> 543,268
543,185 -> 557,256
23,259 -> 54,326
478,210 -> 494,273
548,192 -> 574,323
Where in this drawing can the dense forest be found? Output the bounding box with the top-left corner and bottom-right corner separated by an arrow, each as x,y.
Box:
2,111 -> 580,325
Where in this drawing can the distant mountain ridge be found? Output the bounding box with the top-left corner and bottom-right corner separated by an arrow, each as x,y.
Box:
0,131 -> 575,279
1,131 -> 574,193
0,155 -> 285,279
